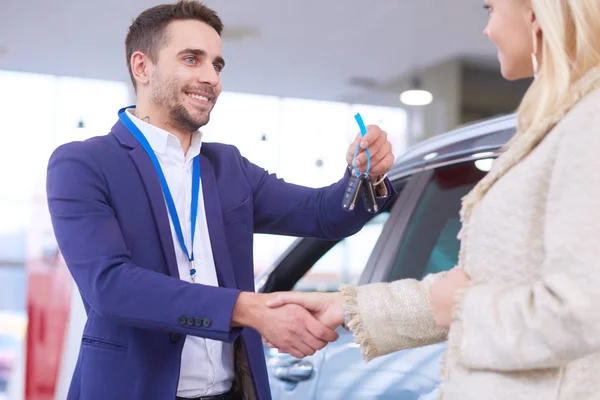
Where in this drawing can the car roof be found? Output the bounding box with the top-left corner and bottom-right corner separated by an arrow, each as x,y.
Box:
389,113 -> 517,181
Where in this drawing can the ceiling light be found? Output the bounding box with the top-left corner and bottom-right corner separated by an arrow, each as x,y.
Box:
400,77 -> 433,106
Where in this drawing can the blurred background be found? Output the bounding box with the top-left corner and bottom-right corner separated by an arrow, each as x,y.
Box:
0,0 -> 532,398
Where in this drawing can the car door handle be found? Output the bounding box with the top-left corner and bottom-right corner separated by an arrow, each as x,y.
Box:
273,360 -> 314,382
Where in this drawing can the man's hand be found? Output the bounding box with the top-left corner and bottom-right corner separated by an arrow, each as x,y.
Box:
429,268 -> 470,328
266,291 -> 345,330
232,292 -> 338,359
346,125 -> 394,177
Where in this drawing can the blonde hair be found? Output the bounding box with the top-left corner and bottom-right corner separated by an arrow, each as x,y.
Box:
519,0 -> 600,133
457,0 -> 600,258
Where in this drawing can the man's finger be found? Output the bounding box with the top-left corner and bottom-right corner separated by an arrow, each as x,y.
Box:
360,126 -> 385,149
347,134 -> 364,165
297,326 -> 325,355
364,141 -> 392,168
305,314 -> 339,342
354,150 -> 387,173
361,129 -> 387,153
285,347 -> 306,359
300,328 -> 327,353
354,137 -> 390,168
290,338 -> 315,358
302,314 -> 331,349
273,328 -> 311,358
368,152 -> 395,175
353,151 -> 372,170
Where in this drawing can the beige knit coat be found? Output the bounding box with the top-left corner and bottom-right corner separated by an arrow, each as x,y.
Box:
343,69 -> 600,400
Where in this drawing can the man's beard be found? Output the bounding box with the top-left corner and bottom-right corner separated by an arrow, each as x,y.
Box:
169,102 -> 208,133
151,73 -> 212,133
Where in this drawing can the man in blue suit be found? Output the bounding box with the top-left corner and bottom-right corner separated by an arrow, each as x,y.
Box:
46,1 -> 395,399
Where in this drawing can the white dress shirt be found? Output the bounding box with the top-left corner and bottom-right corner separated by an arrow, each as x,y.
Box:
128,110 -> 234,398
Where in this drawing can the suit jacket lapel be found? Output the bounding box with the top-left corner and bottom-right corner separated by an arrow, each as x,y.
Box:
200,156 -> 238,289
112,120 -> 180,278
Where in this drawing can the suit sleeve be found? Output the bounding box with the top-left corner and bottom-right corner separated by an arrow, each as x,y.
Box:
236,148 -> 395,239
47,142 -> 242,342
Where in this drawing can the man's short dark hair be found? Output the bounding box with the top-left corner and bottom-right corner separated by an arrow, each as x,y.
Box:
125,0 -> 224,90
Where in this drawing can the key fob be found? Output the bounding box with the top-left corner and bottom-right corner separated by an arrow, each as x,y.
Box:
342,173 -> 363,211
361,175 -> 378,213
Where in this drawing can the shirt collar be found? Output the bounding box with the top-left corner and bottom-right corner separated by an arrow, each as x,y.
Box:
126,108 -> 203,158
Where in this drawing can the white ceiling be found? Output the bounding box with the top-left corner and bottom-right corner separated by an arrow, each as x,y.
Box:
0,0 -> 498,106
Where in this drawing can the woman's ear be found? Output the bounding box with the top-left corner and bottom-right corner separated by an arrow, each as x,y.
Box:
530,10 -> 541,35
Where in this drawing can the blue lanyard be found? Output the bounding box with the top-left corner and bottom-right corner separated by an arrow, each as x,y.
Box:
118,106 -> 200,280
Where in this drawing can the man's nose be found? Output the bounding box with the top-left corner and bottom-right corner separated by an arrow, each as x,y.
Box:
197,63 -> 219,86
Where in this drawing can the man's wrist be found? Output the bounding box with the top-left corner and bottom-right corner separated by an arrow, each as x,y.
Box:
231,292 -> 264,329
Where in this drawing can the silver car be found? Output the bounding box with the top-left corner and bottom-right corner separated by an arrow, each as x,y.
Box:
255,114 -> 516,400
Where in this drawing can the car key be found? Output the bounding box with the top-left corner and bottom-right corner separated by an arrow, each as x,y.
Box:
342,173 -> 363,211
361,174 -> 378,213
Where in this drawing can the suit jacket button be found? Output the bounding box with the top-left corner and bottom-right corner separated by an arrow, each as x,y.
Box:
186,317 -> 195,326
194,318 -> 203,327
170,333 -> 181,343
203,319 -> 212,327
178,316 -> 187,325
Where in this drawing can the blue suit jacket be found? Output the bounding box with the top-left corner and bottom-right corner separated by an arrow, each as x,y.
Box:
46,120 -> 394,400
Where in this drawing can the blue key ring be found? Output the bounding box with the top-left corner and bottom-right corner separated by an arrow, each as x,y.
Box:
353,113 -> 371,177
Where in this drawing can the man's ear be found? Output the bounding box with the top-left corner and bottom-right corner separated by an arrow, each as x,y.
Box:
130,51 -> 151,87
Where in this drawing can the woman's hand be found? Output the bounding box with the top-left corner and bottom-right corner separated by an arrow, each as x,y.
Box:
266,291 -> 345,330
430,268 -> 470,328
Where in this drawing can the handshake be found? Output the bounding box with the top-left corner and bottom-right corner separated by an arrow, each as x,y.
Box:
233,291 -> 346,359
232,268 -> 471,359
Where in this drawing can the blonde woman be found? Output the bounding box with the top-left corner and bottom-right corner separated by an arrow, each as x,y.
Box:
267,0 -> 600,398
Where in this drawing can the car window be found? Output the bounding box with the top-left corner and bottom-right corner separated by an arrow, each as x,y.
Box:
388,160 -> 491,281
293,211 -> 390,291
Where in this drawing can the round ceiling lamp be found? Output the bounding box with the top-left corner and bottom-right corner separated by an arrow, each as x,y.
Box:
400,77 -> 433,106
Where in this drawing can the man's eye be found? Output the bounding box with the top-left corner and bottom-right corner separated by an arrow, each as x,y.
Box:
214,64 -> 223,73
184,57 -> 197,64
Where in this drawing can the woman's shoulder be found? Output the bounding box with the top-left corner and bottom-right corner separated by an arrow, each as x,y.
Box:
560,85 -> 600,130
550,85 -> 600,147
